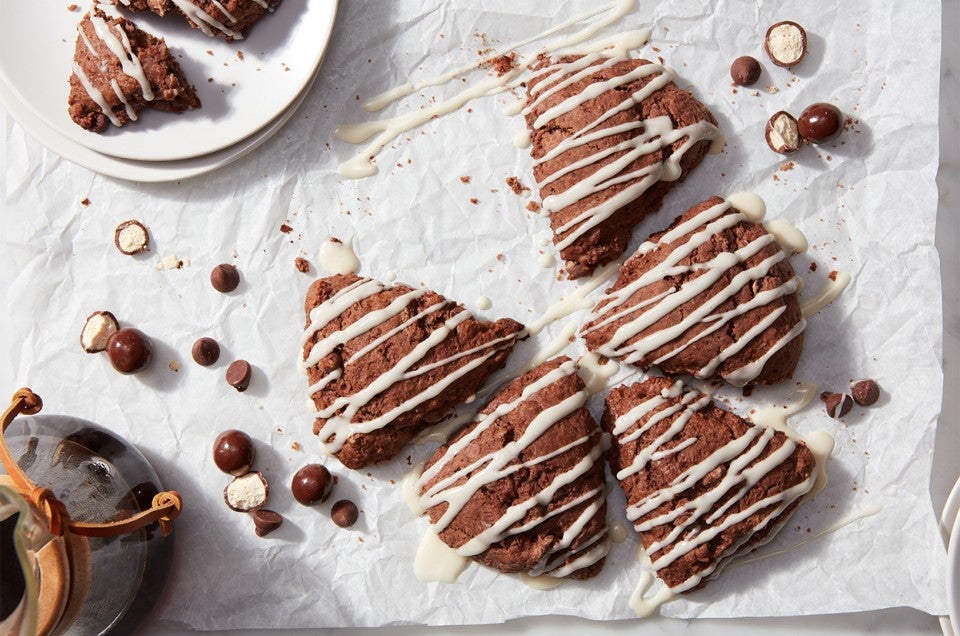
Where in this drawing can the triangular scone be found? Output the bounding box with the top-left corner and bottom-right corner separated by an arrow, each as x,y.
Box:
113,0 -> 281,40
68,9 -> 200,132
602,377 -> 817,595
301,274 -> 524,469
417,357 -> 609,579
581,196 -> 804,387
524,56 -> 721,279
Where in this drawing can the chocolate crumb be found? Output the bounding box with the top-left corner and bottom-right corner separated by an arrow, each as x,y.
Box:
280,223 -> 293,234
505,176 -> 526,195
460,175 -> 471,184
295,257 -> 311,273
81,198 -> 91,206
828,270 -> 838,281
469,198 -> 479,205
526,201 -> 541,213
809,262 -> 818,272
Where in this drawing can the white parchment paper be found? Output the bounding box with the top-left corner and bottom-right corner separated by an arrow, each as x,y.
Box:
0,0 -> 948,628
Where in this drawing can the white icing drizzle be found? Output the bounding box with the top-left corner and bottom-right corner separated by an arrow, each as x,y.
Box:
475,295 -> 492,310
578,351 -> 620,395
168,0 -> 243,39
414,529 -> 469,583
514,130 -> 531,148
335,0 -> 648,178
609,521 -> 629,543
88,14 -> 154,100
734,505 -> 881,568
416,360 -> 608,578
764,219 -> 808,253
72,63 -> 122,127
519,573 -> 564,590
538,253 -> 556,268
614,381 -> 819,597
317,238 -> 360,276
582,200 -> 805,387
402,463 -> 426,515
527,57 -> 722,251
300,277 -> 519,454
801,270 -> 852,318
750,383 -> 835,500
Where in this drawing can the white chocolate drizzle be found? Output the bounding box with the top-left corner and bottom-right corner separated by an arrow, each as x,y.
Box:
169,0 -> 243,39
317,237 -> 360,276
300,277 -> 520,454
334,0 -> 649,178
614,380 -> 819,604
414,529 -> 469,583
582,199 -> 805,387
801,270 -> 852,318
416,360 -> 609,578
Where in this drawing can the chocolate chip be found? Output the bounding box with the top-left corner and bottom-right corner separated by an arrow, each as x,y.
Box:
80,310 -> 119,353
291,464 -> 332,505
730,56 -> 761,86
765,111 -> 801,154
226,360 -> 251,392
851,379 -> 881,406
331,500 -> 358,528
764,21 -> 807,68
210,263 -> 240,293
192,337 -> 221,366
106,328 -> 152,374
213,429 -> 255,476
253,509 -> 283,537
114,220 -> 149,255
821,391 -> 853,419
224,471 -> 269,512
797,102 -> 843,144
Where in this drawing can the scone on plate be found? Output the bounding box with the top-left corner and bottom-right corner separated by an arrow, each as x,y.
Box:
523,55 -> 722,279
417,357 -> 609,580
68,9 -> 200,132
602,376 -> 818,595
113,0 -> 282,40
300,274 -> 524,469
581,196 -> 805,387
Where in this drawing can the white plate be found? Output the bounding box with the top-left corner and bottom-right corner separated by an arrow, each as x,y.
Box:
0,54 -> 320,183
0,0 -> 335,162
943,476 -> 960,636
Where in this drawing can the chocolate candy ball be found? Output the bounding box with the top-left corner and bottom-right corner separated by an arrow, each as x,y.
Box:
106,328 -> 152,374
192,337 -> 221,366
730,56 -> 761,86
213,429 -> 255,475
226,359 -> 252,392
797,103 -> 843,144
291,464 -> 332,505
331,499 -> 358,528
210,263 -> 240,293
851,379 -> 881,406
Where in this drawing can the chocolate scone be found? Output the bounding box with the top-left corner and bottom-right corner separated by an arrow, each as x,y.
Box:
301,274 -> 524,469
581,196 -> 805,387
602,377 -> 817,596
524,55 -> 722,279
69,9 -> 200,132
113,0 -> 281,40
417,357 -> 609,579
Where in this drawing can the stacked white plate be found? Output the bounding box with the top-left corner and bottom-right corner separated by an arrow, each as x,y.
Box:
0,0 -> 337,182
941,475 -> 960,636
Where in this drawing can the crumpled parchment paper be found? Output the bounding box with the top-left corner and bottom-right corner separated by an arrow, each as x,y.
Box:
0,0 -> 947,629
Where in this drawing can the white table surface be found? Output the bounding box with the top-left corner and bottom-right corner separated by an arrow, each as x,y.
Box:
1,2 -> 957,635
